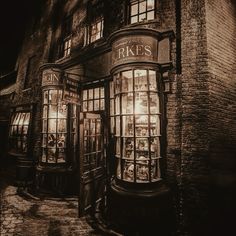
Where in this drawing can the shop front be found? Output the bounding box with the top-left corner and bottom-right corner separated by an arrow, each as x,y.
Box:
107,28 -> 175,234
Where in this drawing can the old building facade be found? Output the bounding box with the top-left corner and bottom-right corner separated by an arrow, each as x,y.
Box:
0,0 -> 236,235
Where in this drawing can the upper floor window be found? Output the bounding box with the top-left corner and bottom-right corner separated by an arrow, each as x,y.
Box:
85,16 -> 104,45
129,0 -> 156,24
9,112 -> 31,154
59,16 -> 73,58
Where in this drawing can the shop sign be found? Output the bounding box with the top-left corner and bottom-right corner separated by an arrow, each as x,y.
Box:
63,76 -> 79,104
112,35 -> 158,66
42,69 -> 61,86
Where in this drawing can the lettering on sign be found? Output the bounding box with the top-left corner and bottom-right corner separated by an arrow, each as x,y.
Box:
112,36 -> 158,66
42,69 -> 61,86
63,76 -> 79,104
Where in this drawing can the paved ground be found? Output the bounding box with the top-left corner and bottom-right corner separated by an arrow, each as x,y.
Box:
0,164 -> 119,236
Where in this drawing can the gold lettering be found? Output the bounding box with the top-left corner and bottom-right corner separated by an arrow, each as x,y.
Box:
144,45 -> 152,56
118,48 -> 125,59
136,44 -> 144,56
126,45 -> 135,56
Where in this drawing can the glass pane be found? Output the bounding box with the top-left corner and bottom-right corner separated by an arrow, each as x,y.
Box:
94,100 -> 100,111
115,76 -> 121,94
136,138 -> 149,152
139,1 -> 146,13
49,105 -> 57,118
123,138 -> 134,159
94,88 -> 99,99
150,93 -> 160,113
19,113 -> 25,125
22,126 -> 28,135
122,71 -> 133,92
110,100 -> 114,115
134,70 -> 148,91
57,134 -> 66,148
89,89 -> 93,99
43,106 -> 48,118
58,119 -> 67,132
123,160 -> 134,182
88,100 -> 93,111
135,115 -> 149,136
122,116 -> 134,136
91,119 -> 96,135
100,87 -> 104,98
42,134 -> 47,147
116,137 -> 121,156
22,136 -> 28,152
147,11 -> 154,20
149,70 -> 157,90
150,137 -> 160,157
48,148 -> 56,163
58,149 -> 66,163
115,116 -> 120,136
131,3 -> 138,15
24,113 -> 30,125
110,117 -> 115,134
122,93 -> 133,114
115,96 -> 120,114
136,159 -> 149,182
131,16 -> 138,24
49,90 -> 58,104
58,104 -> 67,118
135,92 -> 148,114
139,13 -> 146,21
48,119 -> 57,133
110,82 -> 114,98
72,105 -> 77,117
150,115 -> 160,136
48,134 -> 56,148
72,119 -> 76,133
100,99 -> 104,110
83,90 -> 87,100
147,0 -> 155,10
83,101 -> 88,111
96,119 -> 101,134
91,137 -> 96,152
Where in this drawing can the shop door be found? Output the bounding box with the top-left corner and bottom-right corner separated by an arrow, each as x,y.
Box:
79,112 -> 106,216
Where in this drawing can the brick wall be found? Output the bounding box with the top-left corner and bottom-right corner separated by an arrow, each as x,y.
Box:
205,0 -> 236,234
180,0 -> 210,235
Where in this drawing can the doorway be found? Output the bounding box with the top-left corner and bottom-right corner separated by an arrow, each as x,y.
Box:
78,112 -> 107,216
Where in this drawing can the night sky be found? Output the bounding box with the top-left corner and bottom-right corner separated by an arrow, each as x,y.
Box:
0,1 -> 36,74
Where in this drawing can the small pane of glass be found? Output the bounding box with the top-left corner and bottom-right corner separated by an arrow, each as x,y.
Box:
122,93 -> 133,114
115,116 -> 120,136
48,119 -> 57,133
139,13 -> 146,21
147,0 -> 155,10
122,71 -> 133,92
48,148 -> 56,163
147,11 -> 154,20
149,70 -> 157,90
123,160 -> 134,182
131,3 -> 138,15
115,96 -> 120,114
139,1 -> 146,13
131,16 -> 138,24
123,116 -> 134,136
150,93 -> 160,114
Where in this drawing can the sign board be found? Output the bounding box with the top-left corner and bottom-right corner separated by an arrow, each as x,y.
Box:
42,68 -> 61,86
112,35 -> 158,67
63,76 -> 79,104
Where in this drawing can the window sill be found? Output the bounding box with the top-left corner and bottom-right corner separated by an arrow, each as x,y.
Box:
125,19 -> 161,28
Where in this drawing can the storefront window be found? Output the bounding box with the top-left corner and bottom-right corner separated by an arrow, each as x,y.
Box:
9,112 -> 31,154
111,69 -> 161,183
82,87 -> 105,112
41,89 -> 77,163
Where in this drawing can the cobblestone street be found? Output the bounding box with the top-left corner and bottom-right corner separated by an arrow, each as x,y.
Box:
0,166 -> 115,236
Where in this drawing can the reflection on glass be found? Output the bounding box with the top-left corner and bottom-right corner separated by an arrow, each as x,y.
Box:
123,116 -> 134,136
150,93 -> 159,113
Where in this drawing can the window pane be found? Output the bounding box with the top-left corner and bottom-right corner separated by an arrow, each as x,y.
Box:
48,148 -> 56,163
131,3 -> 138,16
150,93 -> 160,113
147,0 -> 155,10
139,13 -> 146,21
131,16 -> 138,24
149,70 -> 157,91
122,70 -> 133,92
139,1 -> 146,13
122,116 -> 134,136
122,93 -> 133,114
147,11 -> 154,20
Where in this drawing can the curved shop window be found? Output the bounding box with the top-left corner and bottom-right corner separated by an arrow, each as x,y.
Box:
9,112 -> 31,154
41,89 -> 77,164
111,69 -> 163,183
